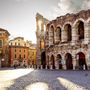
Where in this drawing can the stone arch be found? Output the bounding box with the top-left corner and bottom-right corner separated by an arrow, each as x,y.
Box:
57,54 -> 62,69
85,17 -> 90,23
73,18 -> 85,27
55,26 -> 62,43
62,21 -> 72,29
49,25 -> 54,45
65,53 -> 73,69
63,24 -> 72,41
73,19 -> 85,40
76,52 -> 87,70
51,55 -> 55,69
41,38 -> 45,49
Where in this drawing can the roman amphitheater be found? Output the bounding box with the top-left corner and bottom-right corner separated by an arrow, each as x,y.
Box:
36,9 -> 90,70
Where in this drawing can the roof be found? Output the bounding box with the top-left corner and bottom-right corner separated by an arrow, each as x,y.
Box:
0,28 -> 10,36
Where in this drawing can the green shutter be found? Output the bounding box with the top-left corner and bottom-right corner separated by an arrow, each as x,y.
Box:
0,40 -> 2,47
0,33 -> 2,36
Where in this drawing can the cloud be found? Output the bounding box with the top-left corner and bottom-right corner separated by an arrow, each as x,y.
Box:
48,0 -> 90,19
15,0 -> 28,1
81,0 -> 90,10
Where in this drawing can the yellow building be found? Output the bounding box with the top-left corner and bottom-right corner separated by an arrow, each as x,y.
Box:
28,44 -> 36,65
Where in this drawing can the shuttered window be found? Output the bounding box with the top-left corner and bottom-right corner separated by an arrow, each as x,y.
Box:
0,33 -> 2,36
0,40 -> 2,47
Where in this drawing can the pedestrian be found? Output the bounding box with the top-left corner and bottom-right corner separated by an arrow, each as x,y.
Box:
14,64 -> 16,69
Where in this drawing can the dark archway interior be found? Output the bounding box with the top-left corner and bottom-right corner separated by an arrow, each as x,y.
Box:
66,53 -> 73,69
78,52 -> 87,70
57,54 -> 62,69
51,55 -> 55,69
78,21 -> 84,40
41,51 -> 46,69
68,25 -> 72,41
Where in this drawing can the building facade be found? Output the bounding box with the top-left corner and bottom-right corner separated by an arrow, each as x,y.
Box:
9,37 -> 29,67
0,28 -> 10,67
36,10 -> 90,70
28,44 -> 37,66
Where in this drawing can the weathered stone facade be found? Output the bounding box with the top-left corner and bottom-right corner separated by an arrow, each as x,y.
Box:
36,9 -> 90,70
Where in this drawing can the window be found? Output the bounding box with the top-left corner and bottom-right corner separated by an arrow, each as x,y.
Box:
24,44 -> 26,46
0,40 -> 2,47
24,55 -> 25,58
32,52 -> 34,55
24,49 -> 25,52
0,33 -> 2,36
19,54 -> 21,59
15,48 -> 16,52
15,43 -> 17,46
18,43 -> 20,46
19,48 -> 21,52
15,54 -> 17,58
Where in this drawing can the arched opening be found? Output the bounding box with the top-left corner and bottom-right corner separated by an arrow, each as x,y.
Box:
47,56 -> 49,69
78,21 -> 84,40
44,25 -> 46,31
41,51 -> 46,69
56,27 -> 61,43
51,55 -> 55,69
39,21 -> 41,30
77,52 -> 87,70
50,26 -> 54,45
46,31 -> 49,46
57,54 -> 62,69
64,24 -> 72,41
41,38 -> 45,49
65,53 -> 73,69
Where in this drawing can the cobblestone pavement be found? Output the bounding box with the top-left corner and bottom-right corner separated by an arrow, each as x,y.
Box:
0,68 -> 90,90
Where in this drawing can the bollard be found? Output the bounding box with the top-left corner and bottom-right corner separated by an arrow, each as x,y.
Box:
34,65 -> 36,69
32,65 -> 33,68
83,64 -> 85,70
41,65 -> 43,69
73,65 -> 75,70
51,65 -> 52,69
46,65 -> 47,69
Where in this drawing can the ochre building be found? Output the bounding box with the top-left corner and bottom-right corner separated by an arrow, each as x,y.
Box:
28,43 -> 37,66
0,28 -> 10,67
36,10 -> 90,70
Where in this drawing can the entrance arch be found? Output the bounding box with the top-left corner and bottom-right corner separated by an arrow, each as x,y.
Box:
51,55 -> 55,69
65,53 -> 73,69
41,51 -> 46,69
57,54 -> 62,69
77,52 -> 87,70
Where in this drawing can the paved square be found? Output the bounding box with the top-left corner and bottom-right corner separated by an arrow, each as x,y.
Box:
0,68 -> 90,90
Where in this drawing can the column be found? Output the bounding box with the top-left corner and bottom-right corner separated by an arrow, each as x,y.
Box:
55,56 -> 59,69
84,22 -> 90,44
62,56 -> 66,70
72,26 -> 78,45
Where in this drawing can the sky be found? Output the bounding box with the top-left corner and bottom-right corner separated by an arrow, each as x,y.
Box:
0,0 -> 90,44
